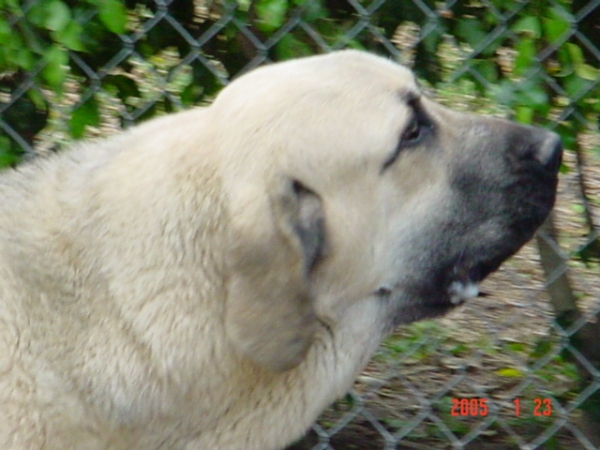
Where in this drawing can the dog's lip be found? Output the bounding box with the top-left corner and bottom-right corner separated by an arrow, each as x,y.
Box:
379,255 -> 501,312
442,259 -> 490,306
448,279 -> 479,305
443,254 -> 507,304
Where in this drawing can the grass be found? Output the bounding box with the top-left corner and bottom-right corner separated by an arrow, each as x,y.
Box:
356,315 -> 583,448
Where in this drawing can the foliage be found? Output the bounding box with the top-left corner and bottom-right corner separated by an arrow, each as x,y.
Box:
1,0 -> 598,167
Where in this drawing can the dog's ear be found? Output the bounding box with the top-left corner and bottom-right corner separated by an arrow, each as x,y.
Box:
225,178 -> 325,372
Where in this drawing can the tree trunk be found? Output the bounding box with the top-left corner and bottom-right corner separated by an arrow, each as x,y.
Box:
536,215 -> 600,447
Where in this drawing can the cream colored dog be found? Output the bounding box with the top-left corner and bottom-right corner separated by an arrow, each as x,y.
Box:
0,51 -> 561,449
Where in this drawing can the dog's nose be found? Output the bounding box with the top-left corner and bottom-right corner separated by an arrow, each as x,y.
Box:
507,126 -> 563,174
536,132 -> 563,173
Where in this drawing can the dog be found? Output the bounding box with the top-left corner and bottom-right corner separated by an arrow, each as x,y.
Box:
0,50 -> 561,449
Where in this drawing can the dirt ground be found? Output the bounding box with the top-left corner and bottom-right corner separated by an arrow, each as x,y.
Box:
290,142 -> 600,449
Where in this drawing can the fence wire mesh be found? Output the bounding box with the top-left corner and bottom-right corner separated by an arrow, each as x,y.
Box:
1,0 -> 600,449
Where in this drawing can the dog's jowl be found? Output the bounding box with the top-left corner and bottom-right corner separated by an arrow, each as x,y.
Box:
0,50 -> 561,450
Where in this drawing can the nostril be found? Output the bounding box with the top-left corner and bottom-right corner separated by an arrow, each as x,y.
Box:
538,133 -> 563,173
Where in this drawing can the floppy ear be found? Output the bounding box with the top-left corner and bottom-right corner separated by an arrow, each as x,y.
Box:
225,178 -> 325,372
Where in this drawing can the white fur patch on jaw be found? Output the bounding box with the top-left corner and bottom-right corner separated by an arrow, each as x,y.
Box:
448,280 -> 479,305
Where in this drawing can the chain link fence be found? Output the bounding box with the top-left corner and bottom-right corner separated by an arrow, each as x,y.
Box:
1,0 -> 600,449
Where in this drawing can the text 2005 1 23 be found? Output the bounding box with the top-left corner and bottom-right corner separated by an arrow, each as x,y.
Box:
450,398 -> 553,417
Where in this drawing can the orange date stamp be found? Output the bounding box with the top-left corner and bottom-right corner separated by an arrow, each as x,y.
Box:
450,398 -> 552,417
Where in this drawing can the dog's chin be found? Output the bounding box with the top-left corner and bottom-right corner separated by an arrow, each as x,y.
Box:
390,253 -> 508,325
391,285 -> 478,326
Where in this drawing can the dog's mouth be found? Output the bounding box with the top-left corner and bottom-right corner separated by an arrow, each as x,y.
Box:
388,255 -> 501,325
444,258 -> 495,306
409,253 -> 507,316
448,278 -> 479,306
448,244 -> 517,296
389,202 -> 554,325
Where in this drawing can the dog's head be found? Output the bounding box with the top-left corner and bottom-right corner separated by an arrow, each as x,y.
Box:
211,51 -> 561,371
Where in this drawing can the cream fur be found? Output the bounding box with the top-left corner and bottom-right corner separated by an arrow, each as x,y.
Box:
0,50 -> 559,449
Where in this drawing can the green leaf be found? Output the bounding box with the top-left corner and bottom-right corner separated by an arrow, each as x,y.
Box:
275,34 -> 313,60
512,16 -> 541,39
346,40 -> 366,51
555,125 -> 577,150
456,18 -> 487,49
493,80 -> 516,106
563,74 -> 595,98
237,0 -> 252,12
472,59 -> 498,83
575,63 -> 599,81
296,0 -> 325,22
514,38 -> 536,76
566,43 -> 585,66
0,17 -> 11,40
494,368 -> 524,378
27,2 -> 47,28
572,204 -> 585,214
448,343 -> 468,356
506,342 -> 526,353
69,97 -> 100,138
553,46 -> 574,74
13,47 -> 35,70
562,43 -> 600,81
520,84 -> 548,108
180,82 -> 203,106
135,102 -> 159,122
0,138 -> 19,168
53,21 -> 85,51
515,105 -> 534,124
42,45 -> 69,89
255,0 -> 288,32
98,0 -> 128,34
542,13 -> 570,44
27,89 -> 47,111
103,74 -> 141,102
45,0 -> 71,32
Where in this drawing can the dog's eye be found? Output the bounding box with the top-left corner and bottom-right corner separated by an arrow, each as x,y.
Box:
402,108 -> 432,146
382,102 -> 433,172
402,117 -> 422,143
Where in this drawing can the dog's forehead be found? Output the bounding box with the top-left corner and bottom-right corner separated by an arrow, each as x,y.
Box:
322,50 -> 418,88
286,50 -> 419,96
234,51 -> 418,96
